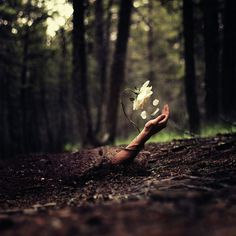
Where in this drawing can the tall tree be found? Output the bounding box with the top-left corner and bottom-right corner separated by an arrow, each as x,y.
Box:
19,1 -> 51,153
147,0 -> 155,84
72,0 -> 96,146
221,0 -> 236,117
183,0 -> 200,133
20,25 -> 30,152
0,0 -> 23,157
57,28 -> 68,150
93,0 -> 114,136
203,0 -> 220,122
106,0 -> 133,143
0,0 -> 56,158
94,0 -> 106,134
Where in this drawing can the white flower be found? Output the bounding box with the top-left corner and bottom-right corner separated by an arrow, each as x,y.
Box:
152,99 -> 159,106
140,110 -> 147,119
151,99 -> 160,116
133,80 -> 153,110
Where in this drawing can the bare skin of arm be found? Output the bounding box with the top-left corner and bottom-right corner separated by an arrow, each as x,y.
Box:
111,105 -> 170,165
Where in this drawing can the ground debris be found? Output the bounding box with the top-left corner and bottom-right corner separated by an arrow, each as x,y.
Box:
0,133 -> 236,235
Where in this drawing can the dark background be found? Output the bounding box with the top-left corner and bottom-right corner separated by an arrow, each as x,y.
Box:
0,0 -> 235,159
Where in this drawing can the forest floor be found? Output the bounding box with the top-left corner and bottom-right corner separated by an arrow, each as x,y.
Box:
0,133 -> 236,236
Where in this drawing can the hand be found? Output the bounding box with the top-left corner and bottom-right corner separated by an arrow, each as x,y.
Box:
112,105 -> 170,165
143,104 -> 170,137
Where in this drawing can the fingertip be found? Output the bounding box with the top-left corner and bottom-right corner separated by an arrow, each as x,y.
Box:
164,104 -> 170,114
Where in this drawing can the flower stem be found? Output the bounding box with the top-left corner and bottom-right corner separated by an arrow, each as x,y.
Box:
120,90 -> 141,133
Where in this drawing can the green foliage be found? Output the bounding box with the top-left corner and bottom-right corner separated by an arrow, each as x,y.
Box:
200,124 -> 236,137
115,124 -> 236,146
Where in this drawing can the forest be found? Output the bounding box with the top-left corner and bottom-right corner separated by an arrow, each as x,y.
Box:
1,0 -> 235,159
0,0 -> 236,235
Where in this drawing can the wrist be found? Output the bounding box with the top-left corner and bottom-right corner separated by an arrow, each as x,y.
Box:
140,129 -> 152,143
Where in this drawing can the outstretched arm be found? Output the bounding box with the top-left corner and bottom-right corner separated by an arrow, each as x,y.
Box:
111,104 -> 170,164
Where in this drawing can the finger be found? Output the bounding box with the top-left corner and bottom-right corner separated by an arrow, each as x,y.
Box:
159,106 -> 169,124
154,114 -> 166,123
152,115 -> 166,126
159,116 -> 168,124
162,104 -> 169,116
159,113 -> 169,124
162,106 -> 169,121
145,114 -> 165,128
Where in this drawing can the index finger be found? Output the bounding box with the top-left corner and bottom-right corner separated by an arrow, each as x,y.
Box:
162,105 -> 169,116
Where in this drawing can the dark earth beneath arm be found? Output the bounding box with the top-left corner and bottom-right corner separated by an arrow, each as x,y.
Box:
0,133 -> 236,236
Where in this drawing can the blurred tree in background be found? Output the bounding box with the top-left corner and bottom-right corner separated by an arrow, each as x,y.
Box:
0,0 -> 235,159
183,0 -> 200,133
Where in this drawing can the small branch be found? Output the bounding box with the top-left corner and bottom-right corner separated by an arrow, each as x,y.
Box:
120,90 -> 140,133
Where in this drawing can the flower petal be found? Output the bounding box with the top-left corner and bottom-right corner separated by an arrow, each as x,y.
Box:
151,108 -> 159,116
132,80 -> 154,111
140,111 -> 147,119
152,99 -> 159,106
133,99 -> 138,110
141,80 -> 150,89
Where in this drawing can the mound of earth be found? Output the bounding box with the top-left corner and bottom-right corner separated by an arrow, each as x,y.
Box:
0,133 -> 236,235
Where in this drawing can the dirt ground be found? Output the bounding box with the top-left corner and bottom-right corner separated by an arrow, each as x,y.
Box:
0,133 -> 236,236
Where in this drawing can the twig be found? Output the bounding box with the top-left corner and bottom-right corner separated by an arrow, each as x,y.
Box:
120,90 -> 140,133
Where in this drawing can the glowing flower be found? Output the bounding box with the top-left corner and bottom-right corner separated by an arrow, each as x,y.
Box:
121,80 -> 160,127
152,99 -> 159,106
133,80 -> 153,110
140,110 -> 147,119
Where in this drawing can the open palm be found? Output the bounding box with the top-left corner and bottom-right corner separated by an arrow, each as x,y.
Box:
143,104 -> 170,137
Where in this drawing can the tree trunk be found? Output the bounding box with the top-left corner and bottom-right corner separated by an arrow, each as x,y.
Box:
20,27 -> 30,153
147,0 -> 155,84
106,0 -> 133,143
183,0 -> 200,134
105,0 -> 113,52
94,0 -> 106,134
72,0 -> 96,147
221,0 -> 236,117
39,75 -> 54,151
58,28 -> 68,150
0,65 -> 8,158
28,73 -> 40,152
6,71 -> 22,157
203,0 -> 220,122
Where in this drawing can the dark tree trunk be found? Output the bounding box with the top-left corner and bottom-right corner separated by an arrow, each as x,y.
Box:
72,0 -> 96,147
94,0 -> 106,134
0,66 -> 8,158
221,0 -> 236,117
39,76 -> 54,151
105,0 -> 113,51
6,71 -> 22,157
183,0 -> 200,134
203,0 -> 220,122
20,27 -> 30,153
101,0 -> 113,134
147,0 -> 155,84
28,73 -> 40,152
106,0 -> 133,143
58,28 -> 68,150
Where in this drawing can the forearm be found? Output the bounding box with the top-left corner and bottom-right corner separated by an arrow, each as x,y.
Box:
111,105 -> 169,165
127,129 -> 150,148
111,129 -> 150,165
